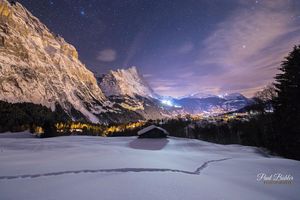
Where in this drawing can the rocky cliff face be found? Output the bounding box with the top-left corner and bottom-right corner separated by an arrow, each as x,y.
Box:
98,66 -> 154,98
0,0 -> 112,123
97,67 -> 171,120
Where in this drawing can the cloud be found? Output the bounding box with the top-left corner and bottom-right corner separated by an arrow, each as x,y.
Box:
178,42 -> 194,54
149,77 -> 193,97
97,49 -> 117,62
123,31 -> 146,66
193,0 -> 300,97
143,73 -> 153,78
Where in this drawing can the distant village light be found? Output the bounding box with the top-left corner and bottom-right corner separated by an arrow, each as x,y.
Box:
161,99 -> 173,106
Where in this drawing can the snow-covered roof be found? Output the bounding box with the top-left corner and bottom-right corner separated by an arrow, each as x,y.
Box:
137,125 -> 169,136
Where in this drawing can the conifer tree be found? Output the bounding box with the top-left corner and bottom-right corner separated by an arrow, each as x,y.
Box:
274,45 -> 300,158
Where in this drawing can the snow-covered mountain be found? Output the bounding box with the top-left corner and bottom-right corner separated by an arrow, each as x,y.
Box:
221,93 -> 249,101
179,93 -> 218,99
98,66 -> 155,98
174,93 -> 253,115
0,0 -> 117,123
97,67 -> 170,120
221,93 -> 253,112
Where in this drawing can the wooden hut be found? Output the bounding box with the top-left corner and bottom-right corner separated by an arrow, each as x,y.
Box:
137,125 -> 169,138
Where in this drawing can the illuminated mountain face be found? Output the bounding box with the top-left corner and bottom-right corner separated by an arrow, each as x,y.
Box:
97,67 -> 172,120
97,66 -> 154,98
0,0 -> 114,123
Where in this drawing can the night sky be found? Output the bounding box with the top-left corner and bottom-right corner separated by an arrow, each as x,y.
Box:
18,0 -> 300,97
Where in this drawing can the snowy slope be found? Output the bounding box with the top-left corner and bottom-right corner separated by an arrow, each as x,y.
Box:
0,0 -> 113,123
0,132 -> 299,200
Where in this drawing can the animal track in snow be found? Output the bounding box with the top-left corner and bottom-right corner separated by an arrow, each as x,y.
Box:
0,158 -> 231,180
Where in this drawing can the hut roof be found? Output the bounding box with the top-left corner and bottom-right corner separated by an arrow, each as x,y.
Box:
137,125 -> 169,136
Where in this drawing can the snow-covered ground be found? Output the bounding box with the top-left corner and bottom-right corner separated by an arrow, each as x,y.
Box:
0,132 -> 299,200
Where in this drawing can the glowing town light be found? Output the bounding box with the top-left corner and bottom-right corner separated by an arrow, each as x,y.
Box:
218,93 -> 228,98
161,99 -> 173,106
160,99 -> 182,108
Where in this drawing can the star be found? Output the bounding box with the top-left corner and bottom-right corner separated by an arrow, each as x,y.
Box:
242,45 -> 247,49
80,10 -> 85,16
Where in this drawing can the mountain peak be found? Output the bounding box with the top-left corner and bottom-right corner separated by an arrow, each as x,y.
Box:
222,93 -> 247,100
126,66 -> 138,73
98,66 -> 154,98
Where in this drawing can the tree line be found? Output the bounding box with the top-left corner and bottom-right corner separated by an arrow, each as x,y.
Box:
0,101 -> 69,136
